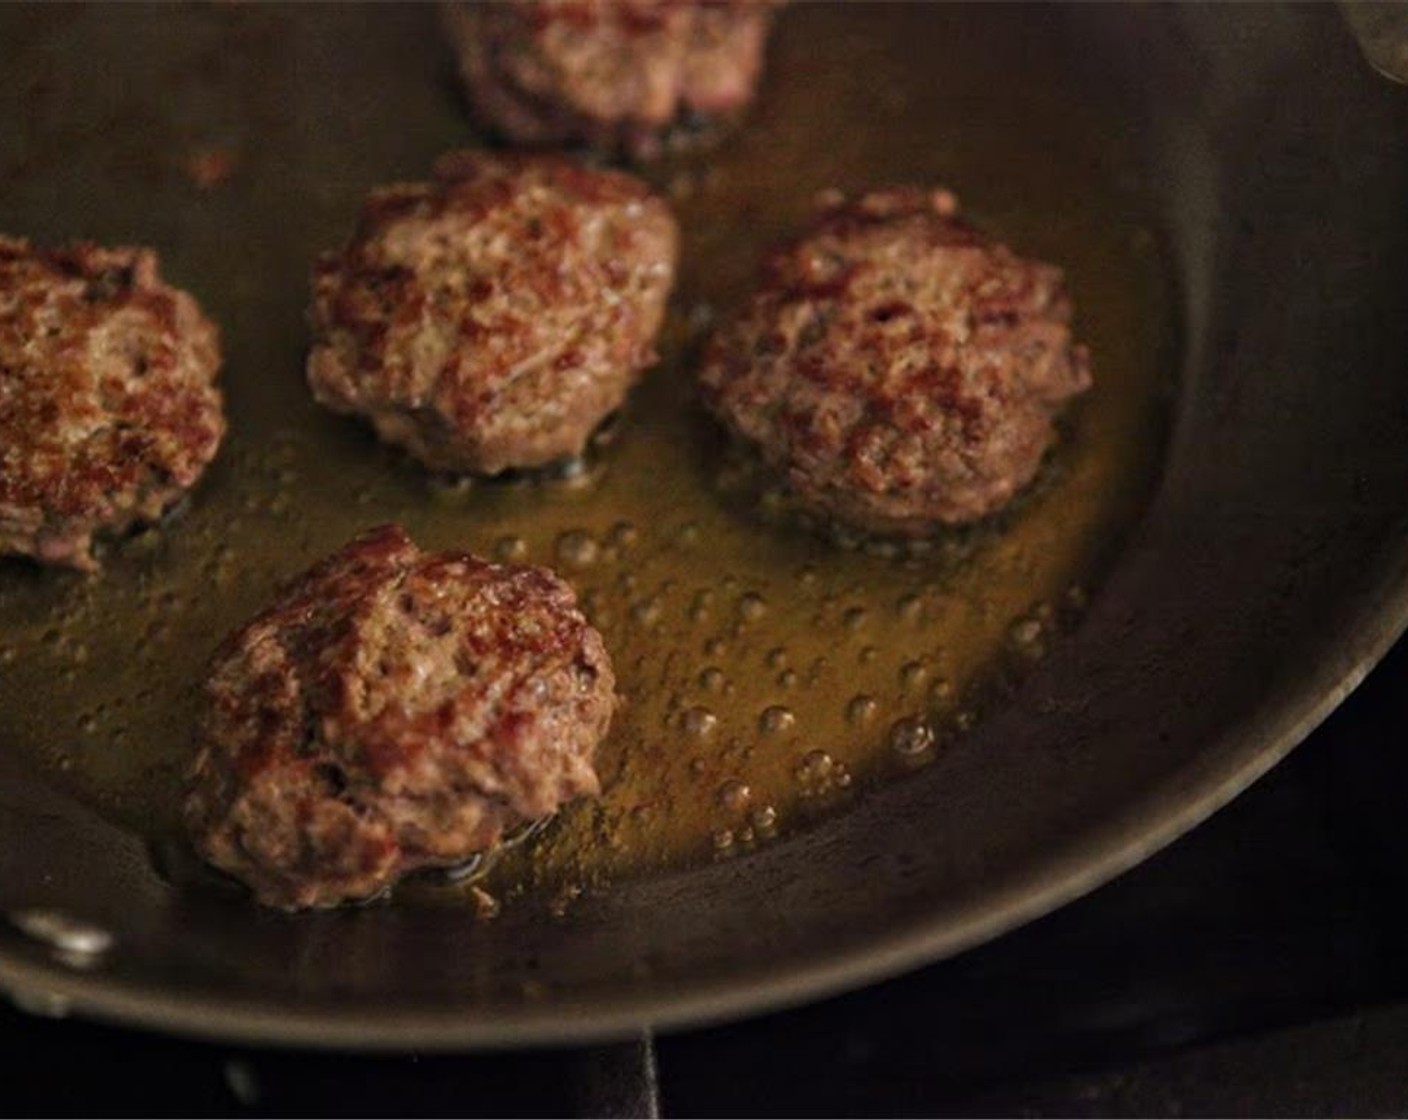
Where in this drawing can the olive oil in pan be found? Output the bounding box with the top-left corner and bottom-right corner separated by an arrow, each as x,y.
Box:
0,5 -> 1174,908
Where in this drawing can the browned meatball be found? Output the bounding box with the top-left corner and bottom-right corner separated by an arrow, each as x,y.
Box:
0,237 -> 225,571
698,189 -> 1092,537
307,152 -> 678,475
442,0 -> 780,160
184,524 -> 614,910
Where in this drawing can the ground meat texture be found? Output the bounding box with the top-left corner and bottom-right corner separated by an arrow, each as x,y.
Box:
183,524 -> 615,910
442,0 -> 779,160
698,189 -> 1092,537
0,237 -> 224,570
307,151 -> 678,475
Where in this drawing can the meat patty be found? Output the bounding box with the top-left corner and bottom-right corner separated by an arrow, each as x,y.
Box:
698,189 -> 1092,537
307,151 -> 678,475
0,236 -> 224,571
184,524 -> 614,910
442,0 -> 779,160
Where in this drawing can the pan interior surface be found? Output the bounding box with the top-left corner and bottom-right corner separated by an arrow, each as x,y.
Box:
1,3 -> 1407,1047
0,2 -> 1171,897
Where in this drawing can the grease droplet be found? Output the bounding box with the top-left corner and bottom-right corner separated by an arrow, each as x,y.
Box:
847,694 -> 878,725
889,716 -> 935,758
556,530 -> 599,570
759,705 -> 796,735
737,593 -> 767,622
681,707 -> 718,738
607,521 -> 639,550
699,667 -> 726,692
631,597 -> 663,626
717,780 -> 751,812
900,661 -> 928,690
494,536 -> 528,563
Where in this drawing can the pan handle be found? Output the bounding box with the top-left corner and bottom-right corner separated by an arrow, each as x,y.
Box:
1341,1 -> 1408,82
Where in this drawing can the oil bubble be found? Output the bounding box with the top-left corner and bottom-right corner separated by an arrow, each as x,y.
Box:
777,670 -> 798,689
717,780 -> 751,812
900,661 -> 928,691
608,521 -> 639,550
699,667 -> 726,692
759,706 -> 796,735
494,536 -> 528,563
750,805 -> 778,834
897,594 -> 923,621
545,455 -> 601,489
1009,615 -> 1046,660
430,475 -> 475,505
766,647 -> 788,669
846,694 -> 878,725
889,716 -> 935,758
843,607 -> 868,631
556,530 -> 599,570
737,593 -> 767,622
681,707 -> 718,738
795,749 -> 853,797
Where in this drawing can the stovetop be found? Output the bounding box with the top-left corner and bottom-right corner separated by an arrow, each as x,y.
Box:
9,636 -> 1408,1117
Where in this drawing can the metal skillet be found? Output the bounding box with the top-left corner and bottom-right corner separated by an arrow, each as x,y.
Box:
1,3 -> 1407,1048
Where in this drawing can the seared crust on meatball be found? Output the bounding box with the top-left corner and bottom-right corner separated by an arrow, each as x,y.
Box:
443,0 -> 779,160
698,189 -> 1092,536
184,524 -> 614,910
307,152 -> 678,475
0,236 -> 224,570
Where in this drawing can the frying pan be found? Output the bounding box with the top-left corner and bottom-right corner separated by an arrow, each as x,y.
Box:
2,2 -> 1408,1049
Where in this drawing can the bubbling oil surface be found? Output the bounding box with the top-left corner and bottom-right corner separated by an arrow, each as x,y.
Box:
0,4 -> 1174,910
